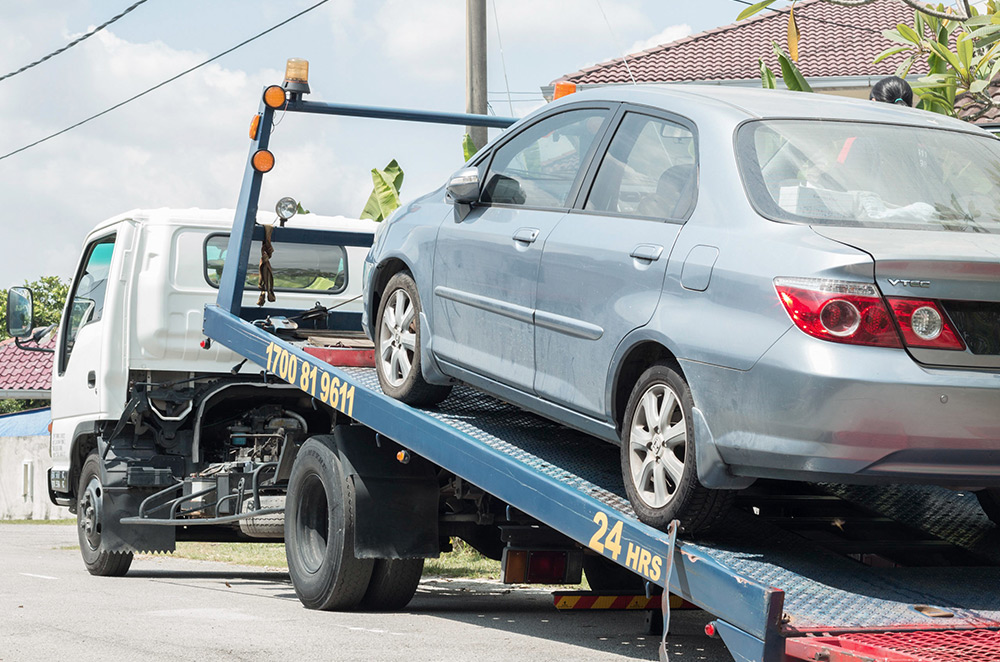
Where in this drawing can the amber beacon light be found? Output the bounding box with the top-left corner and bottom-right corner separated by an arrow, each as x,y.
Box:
283,58 -> 310,95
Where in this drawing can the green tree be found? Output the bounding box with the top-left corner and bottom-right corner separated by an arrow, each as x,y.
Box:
741,1 -> 1000,120
359,159 -> 404,223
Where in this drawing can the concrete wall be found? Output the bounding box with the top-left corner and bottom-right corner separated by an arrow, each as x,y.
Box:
0,435 -> 71,520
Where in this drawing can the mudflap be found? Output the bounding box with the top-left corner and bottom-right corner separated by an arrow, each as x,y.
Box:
332,425 -> 439,559
102,486 -> 176,554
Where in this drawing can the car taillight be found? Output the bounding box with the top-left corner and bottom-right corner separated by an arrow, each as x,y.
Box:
774,277 -> 902,347
886,298 -> 965,350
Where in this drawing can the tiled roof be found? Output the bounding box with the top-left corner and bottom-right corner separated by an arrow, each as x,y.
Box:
553,0 -> 926,85
0,333 -> 55,393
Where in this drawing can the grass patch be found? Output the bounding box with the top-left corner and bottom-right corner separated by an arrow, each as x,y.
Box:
2,518 -> 75,525
150,538 -> 502,579
423,539 -> 501,579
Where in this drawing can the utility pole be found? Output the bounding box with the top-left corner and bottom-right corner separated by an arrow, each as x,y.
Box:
466,0 -> 488,151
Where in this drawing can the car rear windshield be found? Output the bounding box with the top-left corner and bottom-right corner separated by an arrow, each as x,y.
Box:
737,119 -> 1000,234
204,234 -> 347,293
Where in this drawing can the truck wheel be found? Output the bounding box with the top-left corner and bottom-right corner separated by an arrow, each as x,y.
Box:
285,437 -> 374,610
375,271 -> 452,406
620,363 -> 732,535
583,554 -> 644,592
977,488 -> 1000,525
359,558 -> 424,611
77,453 -> 133,576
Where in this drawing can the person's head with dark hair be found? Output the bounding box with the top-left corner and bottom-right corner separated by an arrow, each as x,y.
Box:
870,76 -> 913,107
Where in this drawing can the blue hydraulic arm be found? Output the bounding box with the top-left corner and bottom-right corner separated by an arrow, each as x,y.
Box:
214,87 -> 516,315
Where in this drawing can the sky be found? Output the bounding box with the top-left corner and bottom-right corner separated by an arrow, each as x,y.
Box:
0,0 -> 773,288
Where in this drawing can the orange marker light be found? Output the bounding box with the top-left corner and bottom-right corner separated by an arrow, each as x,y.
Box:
263,85 -> 286,109
252,149 -> 275,173
553,81 -> 577,100
249,114 -> 261,140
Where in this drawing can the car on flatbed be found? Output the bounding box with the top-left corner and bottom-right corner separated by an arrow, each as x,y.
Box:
362,85 -> 1000,533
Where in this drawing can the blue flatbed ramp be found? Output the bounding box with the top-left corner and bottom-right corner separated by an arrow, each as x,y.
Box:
204,305 -> 1000,661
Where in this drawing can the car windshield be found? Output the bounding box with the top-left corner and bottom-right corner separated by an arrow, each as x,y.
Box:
737,119 -> 1000,234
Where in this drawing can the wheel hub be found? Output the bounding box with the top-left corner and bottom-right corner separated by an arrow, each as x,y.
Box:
79,477 -> 103,550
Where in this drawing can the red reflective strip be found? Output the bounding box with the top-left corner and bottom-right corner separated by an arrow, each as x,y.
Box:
837,136 -> 857,164
302,346 -> 375,367
786,629 -> 1000,662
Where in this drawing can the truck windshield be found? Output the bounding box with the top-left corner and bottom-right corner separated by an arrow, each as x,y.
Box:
737,119 -> 1000,234
204,234 -> 348,293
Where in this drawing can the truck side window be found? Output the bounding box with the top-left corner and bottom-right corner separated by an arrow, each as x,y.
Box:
60,234 -> 115,373
204,234 -> 348,293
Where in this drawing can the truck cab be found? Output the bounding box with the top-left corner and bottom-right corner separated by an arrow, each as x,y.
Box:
9,206 -> 375,574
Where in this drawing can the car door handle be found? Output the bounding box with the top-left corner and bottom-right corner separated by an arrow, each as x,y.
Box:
512,228 -> 540,244
87,371 -> 96,388
630,244 -> 663,262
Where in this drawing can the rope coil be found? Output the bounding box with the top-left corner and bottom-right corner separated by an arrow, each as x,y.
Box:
257,224 -> 275,306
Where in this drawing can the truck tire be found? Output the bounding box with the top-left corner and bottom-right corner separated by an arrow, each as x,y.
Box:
620,363 -> 733,534
977,488 -> 1000,525
359,558 -> 424,611
77,453 -> 133,576
285,437 -> 374,610
239,495 -> 285,539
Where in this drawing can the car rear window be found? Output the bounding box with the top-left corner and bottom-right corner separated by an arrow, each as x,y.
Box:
204,234 -> 348,293
737,119 -> 1000,234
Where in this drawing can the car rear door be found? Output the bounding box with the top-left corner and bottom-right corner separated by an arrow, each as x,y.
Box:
431,105 -> 613,391
533,108 -> 699,418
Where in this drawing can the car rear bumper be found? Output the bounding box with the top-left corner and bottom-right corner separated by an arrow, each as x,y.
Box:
682,329 -> 1000,486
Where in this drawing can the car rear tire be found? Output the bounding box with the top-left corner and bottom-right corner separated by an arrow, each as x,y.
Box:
976,488 -> 1000,525
375,271 -> 452,406
77,453 -> 133,577
620,363 -> 732,534
359,558 -> 425,611
285,437 -> 374,610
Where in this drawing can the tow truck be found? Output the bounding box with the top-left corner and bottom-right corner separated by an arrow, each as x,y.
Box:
16,60 -> 1000,661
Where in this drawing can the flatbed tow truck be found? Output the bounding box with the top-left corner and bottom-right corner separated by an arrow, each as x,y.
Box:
189,70 -> 1000,661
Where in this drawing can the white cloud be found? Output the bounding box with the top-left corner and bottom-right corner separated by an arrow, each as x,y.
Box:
629,23 -> 692,53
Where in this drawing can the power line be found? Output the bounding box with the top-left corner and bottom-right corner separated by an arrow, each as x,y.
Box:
0,0 -> 331,163
730,0 -> 880,34
1,0 -> 151,83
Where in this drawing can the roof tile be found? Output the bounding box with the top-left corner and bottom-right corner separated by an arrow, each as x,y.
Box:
553,0 -> 924,85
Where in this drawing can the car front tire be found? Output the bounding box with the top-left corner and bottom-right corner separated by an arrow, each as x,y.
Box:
375,271 -> 452,406
620,363 -> 732,534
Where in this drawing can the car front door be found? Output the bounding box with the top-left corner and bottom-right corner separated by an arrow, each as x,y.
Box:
534,109 -> 699,418
432,106 -> 613,391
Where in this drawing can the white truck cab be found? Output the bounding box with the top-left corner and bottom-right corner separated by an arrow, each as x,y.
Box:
9,207 -> 375,574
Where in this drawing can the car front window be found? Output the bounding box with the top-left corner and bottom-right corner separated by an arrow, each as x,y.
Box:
738,119 -> 1000,233
481,108 -> 609,209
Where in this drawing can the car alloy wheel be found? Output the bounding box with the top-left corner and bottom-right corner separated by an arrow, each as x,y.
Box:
379,288 -> 417,388
628,382 -> 687,509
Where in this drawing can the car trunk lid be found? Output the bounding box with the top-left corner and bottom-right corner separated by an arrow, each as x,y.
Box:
811,226 -> 1000,369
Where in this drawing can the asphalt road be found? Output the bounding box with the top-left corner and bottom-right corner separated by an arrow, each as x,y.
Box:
1,524 -> 734,662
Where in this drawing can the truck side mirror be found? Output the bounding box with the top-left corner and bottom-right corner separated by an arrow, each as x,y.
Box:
446,168 -> 480,205
6,287 -> 34,339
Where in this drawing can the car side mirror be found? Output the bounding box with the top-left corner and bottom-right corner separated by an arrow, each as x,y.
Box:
446,168 -> 480,205
6,287 -> 34,339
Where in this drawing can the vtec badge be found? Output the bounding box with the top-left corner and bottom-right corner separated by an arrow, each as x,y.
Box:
887,278 -> 931,288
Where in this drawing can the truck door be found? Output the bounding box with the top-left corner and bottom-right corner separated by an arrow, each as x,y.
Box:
51,233 -> 117,443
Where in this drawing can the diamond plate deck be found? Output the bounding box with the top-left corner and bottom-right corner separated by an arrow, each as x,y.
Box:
345,367 -> 1000,634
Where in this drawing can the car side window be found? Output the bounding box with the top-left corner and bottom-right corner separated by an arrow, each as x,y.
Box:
481,108 -> 609,208
585,112 -> 697,220
59,234 -> 116,373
